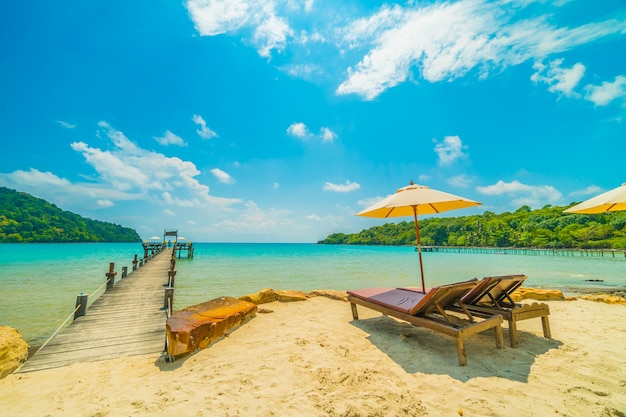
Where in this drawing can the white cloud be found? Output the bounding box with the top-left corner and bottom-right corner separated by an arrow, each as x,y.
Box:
27,122 -> 240,209
336,0 -> 626,100
476,180 -> 562,207
434,136 -> 467,166
273,182 -> 280,189
323,180 -> 360,192
569,185 -> 603,197
186,0 -> 293,58
154,130 -> 187,146
192,114 -> 218,139
186,0 -> 250,35
319,127 -> 337,143
531,59 -> 586,97
447,174 -> 473,188
584,75 -> 626,106
210,168 -> 236,184
163,208 -> 176,216
97,199 -> 114,207
286,122 -> 311,138
56,120 -> 76,129
287,122 -> 337,142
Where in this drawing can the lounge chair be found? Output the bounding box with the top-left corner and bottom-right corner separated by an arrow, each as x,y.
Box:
460,275 -> 551,347
347,279 -> 504,366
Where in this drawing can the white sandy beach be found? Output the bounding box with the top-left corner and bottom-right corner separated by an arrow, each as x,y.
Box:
1,295 -> 625,417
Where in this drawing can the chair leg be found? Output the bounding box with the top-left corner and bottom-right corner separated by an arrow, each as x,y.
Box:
509,319 -> 519,347
350,302 -> 359,320
494,324 -> 504,349
456,337 -> 467,366
541,316 -> 552,339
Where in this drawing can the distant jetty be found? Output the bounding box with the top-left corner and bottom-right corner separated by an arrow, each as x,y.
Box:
421,246 -> 626,258
142,229 -> 194,259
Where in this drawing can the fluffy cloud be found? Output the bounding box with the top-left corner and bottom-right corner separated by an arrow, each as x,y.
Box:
192,114 -> 218,139
187,0 -> 293,58
476,180 -> 562,207
531,59 -> 586,97
585,75 -> 626,106
286,122 -> 311,138
1,122 -> 241,212
335,0 -> 626,99
323,180 -> 360,192
154,130 -> 187,146
210,168 -> 236,184
287,122 -> 337,142
434,136 -> 467,166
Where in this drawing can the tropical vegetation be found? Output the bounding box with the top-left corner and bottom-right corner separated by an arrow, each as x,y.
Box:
319,204 -> 626,249
0,187 -> 141,243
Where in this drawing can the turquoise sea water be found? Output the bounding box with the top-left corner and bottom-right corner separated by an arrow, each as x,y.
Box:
1,243 -> 624,345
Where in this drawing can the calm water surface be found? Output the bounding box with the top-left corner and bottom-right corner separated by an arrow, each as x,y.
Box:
1,243 -> 624,344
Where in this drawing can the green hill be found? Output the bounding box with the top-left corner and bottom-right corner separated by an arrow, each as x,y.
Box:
0,187 -> 141,243
319,204 -> 626,249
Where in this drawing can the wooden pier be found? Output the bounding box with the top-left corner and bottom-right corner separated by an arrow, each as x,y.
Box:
421,246 -> 626,258
17,248 -> 176,373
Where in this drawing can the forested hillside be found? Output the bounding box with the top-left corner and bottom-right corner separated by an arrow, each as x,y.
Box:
319,205 -> 626,249
0,187 -> 141,243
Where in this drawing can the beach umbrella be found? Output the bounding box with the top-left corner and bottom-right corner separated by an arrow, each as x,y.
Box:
148,236 -> 161,241
564,182 -> 626,214
357,181 -> 482,293
177,236 -> 187,241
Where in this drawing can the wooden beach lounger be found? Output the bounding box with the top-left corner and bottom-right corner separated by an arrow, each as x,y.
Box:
347,280 -> 504,366
460,275 -> 551,347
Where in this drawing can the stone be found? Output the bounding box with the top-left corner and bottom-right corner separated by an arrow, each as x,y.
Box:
166,297 -> 257,358
510,287 -> 564,302
579,294 -> 626,306
309,289 -> 349,302
0,326 -> 29,379
239,288 -> 277,305
275,289 -> 309,302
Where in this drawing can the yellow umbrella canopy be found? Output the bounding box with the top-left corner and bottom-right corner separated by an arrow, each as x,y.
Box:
564,182 -> 626,214
357,181 -> 482,293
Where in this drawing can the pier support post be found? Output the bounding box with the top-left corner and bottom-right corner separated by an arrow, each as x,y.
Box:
164,287 -> 174,314
106,262 -> 117,290
75,293 -> 89,319
132,254 -> 138,271
121,266 -> 128,278
168,269 -> 177,287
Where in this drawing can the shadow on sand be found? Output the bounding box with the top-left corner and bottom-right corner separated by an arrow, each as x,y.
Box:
350,315 -> 561,382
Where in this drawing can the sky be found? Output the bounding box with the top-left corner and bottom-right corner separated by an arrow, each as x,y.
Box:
1,0 -> 625,243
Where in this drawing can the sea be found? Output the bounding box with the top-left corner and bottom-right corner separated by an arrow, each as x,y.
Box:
1,242 -> 624,346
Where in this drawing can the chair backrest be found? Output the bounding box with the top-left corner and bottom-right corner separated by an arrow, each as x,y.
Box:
400,278 -> 478,315
462,275 -> 527,306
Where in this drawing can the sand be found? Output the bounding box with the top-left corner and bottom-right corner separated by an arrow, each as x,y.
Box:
1,296 -> 625,417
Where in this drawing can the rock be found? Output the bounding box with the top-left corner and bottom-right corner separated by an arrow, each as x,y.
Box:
239,288 -> 277,305
309,289 -> 349,302
510,287 -> 564,302
275,289 -> 309,302
579,294 -> 626,306
166,297 -> 257,358
0,326 -> 29,379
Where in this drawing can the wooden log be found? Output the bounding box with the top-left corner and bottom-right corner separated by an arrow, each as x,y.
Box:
166,297 -> 257,358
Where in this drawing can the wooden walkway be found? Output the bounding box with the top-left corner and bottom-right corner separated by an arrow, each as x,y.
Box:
18,249 -> 174,373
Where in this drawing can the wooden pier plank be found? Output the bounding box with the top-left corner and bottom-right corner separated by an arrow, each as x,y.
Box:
17,248 -> 174,373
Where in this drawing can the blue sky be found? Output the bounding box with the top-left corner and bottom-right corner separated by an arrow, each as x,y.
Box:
1,0 -> 625,242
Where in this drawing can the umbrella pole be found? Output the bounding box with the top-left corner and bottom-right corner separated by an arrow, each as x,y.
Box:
413,207 -> 426,293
